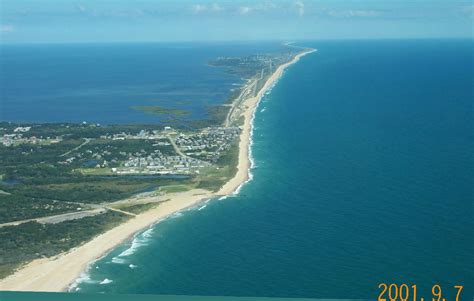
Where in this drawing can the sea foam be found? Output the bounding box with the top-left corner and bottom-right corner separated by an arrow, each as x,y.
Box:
68,270 -> 99,292
99,278 -> 113,285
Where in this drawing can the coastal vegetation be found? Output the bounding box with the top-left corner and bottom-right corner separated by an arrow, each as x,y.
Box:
131,105 -> 190,117
116,202 -> 160,215
0,211 -> 131,279
0,195 -> 83,224
196,141 -> 239,192
207,105 -> 231,125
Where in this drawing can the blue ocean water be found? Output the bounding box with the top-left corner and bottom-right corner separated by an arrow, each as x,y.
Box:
0,42 -> 283,124
33,40 -> 474,298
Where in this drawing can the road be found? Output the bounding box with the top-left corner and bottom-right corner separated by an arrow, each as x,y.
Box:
167,136 -> 189,158
60,138 -> 91,157
0,208 -> 106,228
224,68 -> 265,127
0,189 -> 170,228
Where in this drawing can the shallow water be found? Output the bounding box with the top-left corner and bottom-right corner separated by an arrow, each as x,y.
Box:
0,42 -> 284,124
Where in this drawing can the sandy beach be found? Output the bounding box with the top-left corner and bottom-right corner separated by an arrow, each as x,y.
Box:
0,48 -> 315,292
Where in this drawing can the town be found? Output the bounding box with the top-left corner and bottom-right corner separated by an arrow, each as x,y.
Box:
1,123 -> 240,176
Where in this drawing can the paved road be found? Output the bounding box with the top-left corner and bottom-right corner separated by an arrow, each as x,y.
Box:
224,68 -> 266,127
0,208 -> 106,228
0,192 -> 169,228
224,78 -> 255,127
167,136 -> 189,158
60,138 -> 91,157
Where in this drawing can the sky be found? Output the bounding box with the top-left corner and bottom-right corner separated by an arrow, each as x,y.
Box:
0,0 -> 473,43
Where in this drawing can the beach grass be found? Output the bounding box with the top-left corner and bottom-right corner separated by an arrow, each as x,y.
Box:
196,141 -> 239,192
159,184 -> 195,194
0,211 -> 131,279
114,203 -> 160,215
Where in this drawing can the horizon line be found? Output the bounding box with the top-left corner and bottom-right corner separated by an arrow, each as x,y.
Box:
1,36 -> 473,46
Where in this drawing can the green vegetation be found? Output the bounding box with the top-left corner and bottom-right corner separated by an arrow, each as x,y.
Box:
237,116 -> 245,126
0,211 -> 131,278
159,184 -> 195,193
189,105 -> 232,128
2,176 -> 189,206
224,88 -> 243,104
0,195 -> 82,224
86,138 -> 177,157
196,140 -> 239,192
131,106 -> 190,117
208,105 -> 231,125
116,202 -> 159,215
0,122 -> 161,139
0,123 -> 192,225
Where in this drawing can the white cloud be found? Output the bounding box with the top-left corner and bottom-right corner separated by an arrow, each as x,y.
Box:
294,0 -> 305,16
238,6 -> 252,15
210,3 -> 224,12
239,6 -> 252,15
257,1 -> 277,11
76,4 -> 87,13
192,3 -> 225,14
193,1 -> 282,16
237,2 -> 279,15
192,4 -> 208,13
329,9 -> 380,18
0,24 -> 14,33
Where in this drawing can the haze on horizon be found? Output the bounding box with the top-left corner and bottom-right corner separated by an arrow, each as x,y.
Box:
0,0 -> 473,44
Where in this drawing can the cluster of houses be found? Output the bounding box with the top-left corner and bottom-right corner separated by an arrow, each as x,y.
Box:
115,126 -> 240,175
3,125 -> 240,176
211,52 -> 296,76
1,127 -> 62,146
175,127 -> 240,162
101,127 -> 177,141
118,151 -> 210,175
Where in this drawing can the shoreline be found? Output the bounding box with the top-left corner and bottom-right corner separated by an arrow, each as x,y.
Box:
0,48 -> 316,292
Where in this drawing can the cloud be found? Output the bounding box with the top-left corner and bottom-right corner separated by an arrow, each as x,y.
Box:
294,0 -> 304,16
190,1 -> 284,17
257,1 -> 277,11
210,3 -> 224,12
238,6 -> 252,15
328,9 -> 381,18
0,24 -> 14,33
192,3 -> 224,14
76,4 -> 87,13
192,4 -> 207,13
237,2 -> 279,15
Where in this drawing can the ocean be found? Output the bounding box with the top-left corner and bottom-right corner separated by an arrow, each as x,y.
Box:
5,40 -> 474,298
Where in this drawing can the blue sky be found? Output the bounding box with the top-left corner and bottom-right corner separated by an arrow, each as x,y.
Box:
0,0 -> 472,43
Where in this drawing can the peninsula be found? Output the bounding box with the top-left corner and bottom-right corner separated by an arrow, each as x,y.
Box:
0,47 -> 316,292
